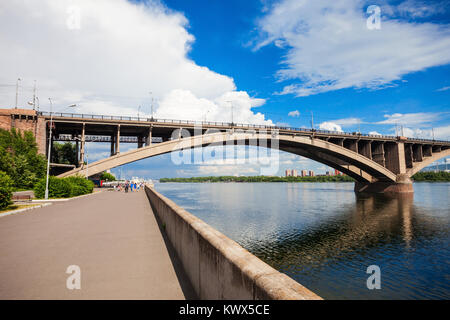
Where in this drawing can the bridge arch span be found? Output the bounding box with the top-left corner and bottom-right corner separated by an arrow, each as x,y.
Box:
406,148 -> 450,177
58,132 -> 397,183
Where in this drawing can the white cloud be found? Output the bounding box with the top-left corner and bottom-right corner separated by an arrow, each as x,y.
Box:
437,86 -> 450,92
391,0 -> 448,18
319,121 -> 343,132
399,125 -> 450,140
156,90 -> 271,124
376,112 -> 446,126
0,0 -> 269,124
288,110 -> 300,117
329,117 -> 362,126
256,0 -> 450,96
368,131 -> 382,136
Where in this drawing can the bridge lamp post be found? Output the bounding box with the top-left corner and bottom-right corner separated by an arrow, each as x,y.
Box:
149,92 -> 154,121
226,101 -> 234,126
44,101 -> 77,200
203,109 -> 210,123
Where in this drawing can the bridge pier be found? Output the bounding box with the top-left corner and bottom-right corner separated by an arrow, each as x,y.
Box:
145,126 -> 152,147
355,141 -> 413,194
354,174 -> 413,194
115,125 -> 120,154
110,134 -> 115,156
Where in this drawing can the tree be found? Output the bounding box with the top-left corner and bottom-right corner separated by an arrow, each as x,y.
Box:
100,172 -> 116,181
0,171 -> 13,209
0,128 -> 46,190
52,142 -> 77,165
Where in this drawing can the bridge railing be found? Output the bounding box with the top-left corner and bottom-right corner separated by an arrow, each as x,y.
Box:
38,111 -> 449,144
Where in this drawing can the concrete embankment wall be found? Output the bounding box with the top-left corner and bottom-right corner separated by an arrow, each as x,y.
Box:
144,185 -> 321,300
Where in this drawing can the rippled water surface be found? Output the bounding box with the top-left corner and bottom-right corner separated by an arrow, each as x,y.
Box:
155,182 -> 450,299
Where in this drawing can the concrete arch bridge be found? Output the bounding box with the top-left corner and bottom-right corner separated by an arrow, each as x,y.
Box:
50,115 -> 449,194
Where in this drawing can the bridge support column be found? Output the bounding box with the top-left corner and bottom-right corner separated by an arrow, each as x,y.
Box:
76,138 -> 80,167
145,126 -> 152,147
79,123 -> 85,167
110,134 -> 115,156
115,125 -> 120,154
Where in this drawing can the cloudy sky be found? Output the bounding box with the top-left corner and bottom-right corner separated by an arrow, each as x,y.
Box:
0,0 -> 449,178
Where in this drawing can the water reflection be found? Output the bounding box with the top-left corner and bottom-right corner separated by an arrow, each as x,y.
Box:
155,183 -> 450,300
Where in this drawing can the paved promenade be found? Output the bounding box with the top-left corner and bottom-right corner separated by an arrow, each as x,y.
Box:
0,189 -> 191,299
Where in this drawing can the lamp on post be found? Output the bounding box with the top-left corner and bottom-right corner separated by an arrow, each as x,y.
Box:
44,101 -> 77,200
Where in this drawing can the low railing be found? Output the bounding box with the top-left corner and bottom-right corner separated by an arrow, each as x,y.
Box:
55,134 -> 163,143
38,111 -> 450,144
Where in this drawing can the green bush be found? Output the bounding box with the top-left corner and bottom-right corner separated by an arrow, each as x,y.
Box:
66,175 -> 94,196
34,176 -> 72,199
0,171 -> 14,209
33,175 -> 94,199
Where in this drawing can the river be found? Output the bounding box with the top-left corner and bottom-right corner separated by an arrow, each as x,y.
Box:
154,182 -> 450,300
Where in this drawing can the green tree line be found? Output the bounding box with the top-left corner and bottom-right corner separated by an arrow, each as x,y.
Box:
412,171 -> 450,182
160,175 -> 355,183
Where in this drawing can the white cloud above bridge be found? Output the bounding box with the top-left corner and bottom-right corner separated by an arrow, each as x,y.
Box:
0,0 -> 271,125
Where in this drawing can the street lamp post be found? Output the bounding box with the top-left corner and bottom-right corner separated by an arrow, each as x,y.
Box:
44,101 -> 77,200
15,78 -> 21,109
85,145 -> 89,179
44,98 -> 54,200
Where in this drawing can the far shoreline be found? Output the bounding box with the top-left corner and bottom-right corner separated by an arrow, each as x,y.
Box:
159,171 -> 450,183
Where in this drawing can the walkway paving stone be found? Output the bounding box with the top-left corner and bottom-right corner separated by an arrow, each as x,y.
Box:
0,190 -> 186,299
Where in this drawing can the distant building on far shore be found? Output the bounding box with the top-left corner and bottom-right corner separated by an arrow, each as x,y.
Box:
301,170 -> 308,177
309,170 -> 314,177
285,169 -> 292,177
334,169 -> 341,176
292,169 -> 298,177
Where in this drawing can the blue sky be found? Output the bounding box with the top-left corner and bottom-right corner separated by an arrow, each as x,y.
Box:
1,0 -> 449,178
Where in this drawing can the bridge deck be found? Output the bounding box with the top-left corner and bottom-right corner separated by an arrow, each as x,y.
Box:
0,189 -> 193,299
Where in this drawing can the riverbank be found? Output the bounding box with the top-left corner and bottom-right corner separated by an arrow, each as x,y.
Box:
160,171 -> 450,183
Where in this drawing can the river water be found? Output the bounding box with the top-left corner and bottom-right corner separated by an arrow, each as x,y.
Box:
154,182 -> 450,300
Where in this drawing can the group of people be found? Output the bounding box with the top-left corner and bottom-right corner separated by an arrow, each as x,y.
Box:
114,181 -> 144,193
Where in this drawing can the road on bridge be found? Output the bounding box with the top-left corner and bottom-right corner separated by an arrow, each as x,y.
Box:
0,189 -> 194,299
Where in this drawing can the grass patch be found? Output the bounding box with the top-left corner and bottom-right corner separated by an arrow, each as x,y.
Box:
0,203 -> 40,214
